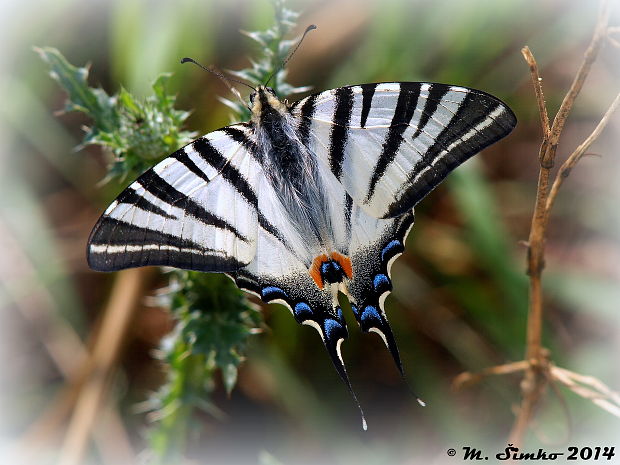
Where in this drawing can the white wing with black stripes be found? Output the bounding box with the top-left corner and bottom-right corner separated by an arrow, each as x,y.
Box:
291,82 -> 516,218
88,80 -> 516,429
88,124 -> 262,272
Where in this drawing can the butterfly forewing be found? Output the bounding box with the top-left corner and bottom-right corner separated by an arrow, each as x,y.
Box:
88,124 -> 261,272
292,82 -> 516,218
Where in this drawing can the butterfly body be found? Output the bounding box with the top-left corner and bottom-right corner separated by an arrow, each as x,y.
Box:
252,86 -> 336,259
88,81 -> 516,425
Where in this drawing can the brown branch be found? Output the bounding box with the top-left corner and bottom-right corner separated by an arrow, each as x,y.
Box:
550,366 -> 620,417
546,93 -> 620,214
521,46 -> 551,145
509,0 -> 612,446
453,361 -> 529,390
57,267 -> 151,465
542,0 -> 611,172
450,1 -> 618,448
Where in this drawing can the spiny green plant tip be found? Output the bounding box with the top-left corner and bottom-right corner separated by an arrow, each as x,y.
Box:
36,46 -> 196,182
37,43 -> 258,458
165,272 -> 262,395
221,0 -> 312,121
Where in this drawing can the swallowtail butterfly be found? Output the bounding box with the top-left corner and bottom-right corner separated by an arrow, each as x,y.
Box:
88,71 -> 516,427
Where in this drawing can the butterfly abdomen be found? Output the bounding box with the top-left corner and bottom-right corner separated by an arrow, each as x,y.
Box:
254,87 -> 337,250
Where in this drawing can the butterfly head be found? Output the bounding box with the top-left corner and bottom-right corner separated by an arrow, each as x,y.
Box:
249,86 -> 287,121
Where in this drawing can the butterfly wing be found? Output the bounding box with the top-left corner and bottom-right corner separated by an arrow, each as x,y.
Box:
88,124 -> 262,272
291,82 -> 516,218
346,206 -> 415,375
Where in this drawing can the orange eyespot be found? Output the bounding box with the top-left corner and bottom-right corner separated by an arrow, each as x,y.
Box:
309,252 -> 354,289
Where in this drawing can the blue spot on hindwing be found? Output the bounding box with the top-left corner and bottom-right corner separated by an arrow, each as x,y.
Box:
261,286 -> 288,301
323,318 -> 342,339
351,304 -> 360,318
361,305 -> 381,324
294,302 -> 313,320
381,240 -> 402,262
373,274 -> 390,291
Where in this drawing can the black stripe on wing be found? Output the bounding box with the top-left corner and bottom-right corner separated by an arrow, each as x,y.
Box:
192,137 -> 256,206
329,87 -> 354,180
88,218 -> 245,272
297,93 -> 318,146
192,135 -> 287,247
344,193 -> 353,240
409,84 -> 449,141
170,150 -> 212,184
360,83 -> 377,129
220,126 -> 262,162
138,170 -> 250,242
115,187 -> 175,220
366,83 -> 422,202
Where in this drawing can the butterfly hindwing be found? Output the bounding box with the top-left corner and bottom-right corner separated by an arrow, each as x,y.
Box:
229,171 -> 361,401
292,82 -> 516,218
88,124 -> 261,272
346,208 -> 415,374
231,244 -> 355,400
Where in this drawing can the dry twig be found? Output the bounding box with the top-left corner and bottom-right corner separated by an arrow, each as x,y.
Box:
455,0 -> 619,447
510,0 -> 613,445
546,93 -> 620,214
453,361 -> 529,390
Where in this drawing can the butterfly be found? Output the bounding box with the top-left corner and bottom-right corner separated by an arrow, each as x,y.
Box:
88,79 -> 516,428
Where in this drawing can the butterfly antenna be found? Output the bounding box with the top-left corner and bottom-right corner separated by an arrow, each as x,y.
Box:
181,57 -> 256,108
264,24 -> 317,87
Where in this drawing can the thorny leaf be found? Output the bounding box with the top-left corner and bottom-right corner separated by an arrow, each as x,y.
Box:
37,47 -> 196,182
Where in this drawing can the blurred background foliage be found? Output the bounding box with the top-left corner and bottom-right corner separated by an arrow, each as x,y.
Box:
0,0 -> 619,464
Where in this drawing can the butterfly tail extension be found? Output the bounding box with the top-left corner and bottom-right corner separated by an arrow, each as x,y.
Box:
298,305 -> 368,431
351,302 -> 404,376
348,210 -> 415,376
